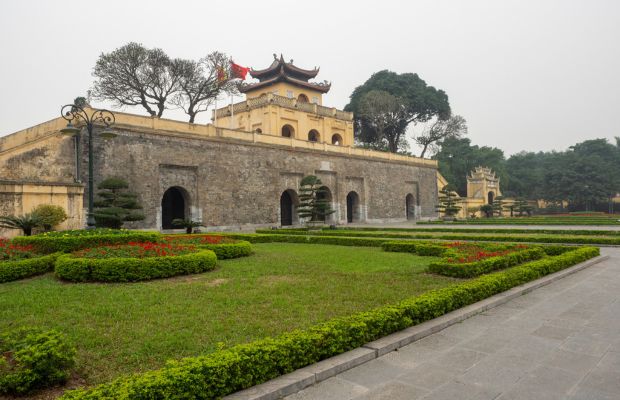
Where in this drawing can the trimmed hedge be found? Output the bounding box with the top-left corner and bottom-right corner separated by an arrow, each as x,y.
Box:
12,232 -> 162,254
255,228 -> 620,246
0,327 -> 76,395
55,250 -> 217,283
381,241 -> 445,256
198,241 -> 252,259
60,247 -> 599,400
339,226 -> 620,237
417,219 -> 620,226
0,253 -> 59,283
224,233 -> 389,247
427,247 -> 545,278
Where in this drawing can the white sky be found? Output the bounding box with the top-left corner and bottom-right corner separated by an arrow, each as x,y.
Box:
1,0 -> 618,156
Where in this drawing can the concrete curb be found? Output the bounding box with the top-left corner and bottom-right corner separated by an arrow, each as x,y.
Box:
223,254 -> 609,400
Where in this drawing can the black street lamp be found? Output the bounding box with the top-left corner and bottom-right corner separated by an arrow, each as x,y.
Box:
60,104 -> 116,228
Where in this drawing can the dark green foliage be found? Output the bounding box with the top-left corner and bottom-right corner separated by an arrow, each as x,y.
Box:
59,247 -> 598,400
382,241 -> 446,256
93,177 -> 145,229
0,213 -> 43,236
428,247 -> 545,278
32,205 -> 68,231
297,176 -> 335,224
0,327 -> 75,395
345,70 -> 451,153
198,241 -> 252,259
513,198 -> 534,216
171,219 -> 203,234
479,204 -> 494,218
55,250 -> 217,283
437,185 -> 462,218
12,231 -> 161,253
0,254 -> 59,283
492,196 -> 506,217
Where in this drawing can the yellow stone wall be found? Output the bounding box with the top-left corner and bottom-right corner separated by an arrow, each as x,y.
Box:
245,82 -> 324,105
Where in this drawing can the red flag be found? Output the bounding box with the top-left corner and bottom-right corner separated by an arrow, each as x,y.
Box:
230,61 -> 249,80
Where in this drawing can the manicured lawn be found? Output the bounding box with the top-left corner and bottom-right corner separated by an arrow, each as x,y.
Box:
0,243 -> 455,386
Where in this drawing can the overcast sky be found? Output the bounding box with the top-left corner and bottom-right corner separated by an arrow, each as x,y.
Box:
1,0 -> 618,156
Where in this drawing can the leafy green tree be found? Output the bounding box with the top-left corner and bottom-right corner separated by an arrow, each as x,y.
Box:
297,176 -> 335,224
0,213 -> 43,236
345,70 -> 451,153
32,204 -> 68,231
93,177 -> 145,229
355,90 -> 410,152
436,185 -> 462,219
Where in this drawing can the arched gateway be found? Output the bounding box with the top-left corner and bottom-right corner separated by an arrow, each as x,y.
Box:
161,187 -> 189,229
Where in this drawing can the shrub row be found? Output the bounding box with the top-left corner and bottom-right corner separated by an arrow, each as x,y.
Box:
60,247 -> 599,400
1,327 -> 76,395
417,219 -> 620,226
256,228 -> 620,245
196,241 -> 252,259
0,253 -> 59,283
337,226 -> 620,237
55,250 -> 217,283
12,232 -> 162,254
381,241 -> 446,256
224,233 -> 390,247
428,247 -> 545,278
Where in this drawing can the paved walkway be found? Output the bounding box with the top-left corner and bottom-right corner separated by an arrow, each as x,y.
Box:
286,248 -> 620,400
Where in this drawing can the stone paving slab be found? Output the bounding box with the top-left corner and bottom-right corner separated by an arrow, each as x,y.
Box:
225,251 -> 613,400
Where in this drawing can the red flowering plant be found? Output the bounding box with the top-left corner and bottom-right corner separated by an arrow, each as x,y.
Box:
0,238 -> 39,261
443,241 -> 529,264
162,235 -> 237,246
72,242 -> 197,259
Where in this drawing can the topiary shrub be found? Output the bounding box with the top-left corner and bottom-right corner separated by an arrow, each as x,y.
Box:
0,327 -> 75,395
163,235 -> 253,259
32,205 -> 68,232
0,254 -> 59,283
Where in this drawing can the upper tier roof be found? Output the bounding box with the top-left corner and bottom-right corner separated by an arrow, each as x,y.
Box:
239,54 -> 331,94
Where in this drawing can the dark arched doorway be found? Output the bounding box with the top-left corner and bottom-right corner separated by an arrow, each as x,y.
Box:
406,193 -> 415,220
161,187 -> 188,229
297,94 -> 309,103
281,124 -> 295,138
316,186 -> 333,222
308,129 -> 320,142
280,189 -> 299,226
331,134 -> 343,146
488,191 -> 494,205
346,191 -> 360,223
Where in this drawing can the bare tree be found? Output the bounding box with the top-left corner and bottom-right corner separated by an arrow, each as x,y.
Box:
91,42 -> 182,118
171,52 -> 238,123
357,90 -> 411,152
415,115 -> 468,158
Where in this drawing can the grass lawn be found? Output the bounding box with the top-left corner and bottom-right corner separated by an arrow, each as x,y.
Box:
0,243 -> 456,386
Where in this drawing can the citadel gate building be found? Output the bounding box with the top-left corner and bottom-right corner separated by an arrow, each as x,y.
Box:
0,55 -> 439,234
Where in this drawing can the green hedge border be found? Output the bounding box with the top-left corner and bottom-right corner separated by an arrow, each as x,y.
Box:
417,219 -> 620,226
60,247 -> 599,400
428,247 -> 545,278
54,250 -> 217,283
197,241 -> 252,259
12,232 -> 162,254
338,226 -> 620,237
255,229 -> 620,245
0,254 -> 60,283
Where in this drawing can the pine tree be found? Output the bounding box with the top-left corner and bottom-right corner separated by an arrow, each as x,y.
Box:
297,175 -> 335,225
93,177 -> 145,228
514,197 -> 534,216
492,195 -> 505,217
436,185 -> 462,219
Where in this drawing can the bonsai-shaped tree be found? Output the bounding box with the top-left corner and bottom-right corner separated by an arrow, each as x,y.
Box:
172,218 -> 203,234
479,204 -> 494,218
297,175 -> 335,226
492,196 -> 506,217
93,177 -> 145,229
468,206 -> 480,219
0,213 -> 43,236
514,197 -> 534,216
436,185 -> 462,220
32,204 -> 68,231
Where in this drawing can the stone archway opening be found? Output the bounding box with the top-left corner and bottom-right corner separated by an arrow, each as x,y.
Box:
161,186 -> 190,229
406,193 -> 415,220
280,189 -> 299,226
316,186 -> 333,222
346,191 -> 360,223
331,134 -> 343,146
297,94 -> 309,103
281,124 -> 295,138
308,129 -> 320,142
488,191 -> 494,205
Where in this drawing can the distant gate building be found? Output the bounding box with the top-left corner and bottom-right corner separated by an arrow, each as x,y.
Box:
0,55 -> 439,234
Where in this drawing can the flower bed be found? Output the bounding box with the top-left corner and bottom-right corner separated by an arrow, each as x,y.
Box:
55,242 -> 216,282
12,229 -> 162,253
0,238 -> 59,283
163,235 -> 253,259
59,246 -> 599,400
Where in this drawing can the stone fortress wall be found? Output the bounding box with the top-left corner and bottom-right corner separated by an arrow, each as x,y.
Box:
0,111 -> 439,231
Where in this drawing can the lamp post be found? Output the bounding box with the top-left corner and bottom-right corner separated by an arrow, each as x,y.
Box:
60,104 -> 116,228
